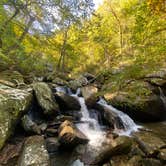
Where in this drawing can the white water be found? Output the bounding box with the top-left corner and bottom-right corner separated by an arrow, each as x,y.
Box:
55,86 -> 140,145
72,89 -> 105,147
98,98 -> 141,136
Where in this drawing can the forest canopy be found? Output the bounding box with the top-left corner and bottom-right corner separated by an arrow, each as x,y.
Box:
0,0 -> 165,80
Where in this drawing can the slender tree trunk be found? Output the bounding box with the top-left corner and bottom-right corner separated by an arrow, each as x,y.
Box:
110,5 -> 123,54
57,29 -> 68,71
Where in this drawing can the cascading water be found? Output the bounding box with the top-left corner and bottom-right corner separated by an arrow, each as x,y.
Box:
55,86 -> 141,146
71,89 -> 105,147
98,98 -> 141,135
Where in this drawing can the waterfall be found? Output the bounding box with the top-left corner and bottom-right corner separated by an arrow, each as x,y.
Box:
73,89 -> 105,147
159,87 -> 166,109
55,86 -> 141,145
98,98 -> 141,136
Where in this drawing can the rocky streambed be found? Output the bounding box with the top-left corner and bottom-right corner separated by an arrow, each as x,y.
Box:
0,70 -> 166,166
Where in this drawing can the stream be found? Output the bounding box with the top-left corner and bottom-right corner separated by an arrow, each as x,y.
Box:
53,87 -> 142,166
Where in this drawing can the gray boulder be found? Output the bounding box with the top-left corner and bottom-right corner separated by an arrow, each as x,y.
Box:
81,85 -> 98,108
55,92 -> 81,110
33,82 -> 59,115
0,84 -> 32,150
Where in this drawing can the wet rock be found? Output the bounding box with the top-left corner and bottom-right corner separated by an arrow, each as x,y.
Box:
0,70 -> 25,87
33,82 -> 59,115
21,115 -> 41,134
55,92 -> 81,110
133,131 -> 166,157
95,103 -> 125,129
58,120 -> 89,148
18,136 -> 49,166
82,136 -> 132,165
0,84 -> 32,150
45,137 -> 60,153
81,85 -> 98,108
0,137 -> 24,166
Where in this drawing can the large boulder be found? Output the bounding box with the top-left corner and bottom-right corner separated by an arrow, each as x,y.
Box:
33,82 -> 59,115
103,80 -> 166,122
55,92 -> 81,111
81,85 -> 98,108
58,120 -> 89,148
18,136 -> 49,166
0,84 -> 32,150
82,136 -> 132,165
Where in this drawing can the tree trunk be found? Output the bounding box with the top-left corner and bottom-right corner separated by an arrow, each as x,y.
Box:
57,29 -> 68,72
110,5 -> 123,54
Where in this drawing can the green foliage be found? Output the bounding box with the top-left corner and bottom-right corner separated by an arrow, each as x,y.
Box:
0,0 -> 165,82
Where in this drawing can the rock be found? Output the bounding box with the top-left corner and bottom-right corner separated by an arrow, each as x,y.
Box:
58,120 -> 89,148
0,70 -> 25,87
68,76 -> 88,91
128,156 -> 162,166
81,85 -> 98,108
21,115 -> 41,134
18,136 -> 49,166
55,115 -> 75,122
52,77 -> 68,86
33,82 -> 59,115
158,148 -> 166,162
45,128 -> 58,137
45,137 -> 60,153
82,136 -> 132,165
133,131 -> 166,157
55,92 -> 81,111
109,155 -> 129,166
103,80 -> 166,122
0,137 -> 24,166
94,103 -> 125,129
83,73 -> 95,81
0,84 -> 32,150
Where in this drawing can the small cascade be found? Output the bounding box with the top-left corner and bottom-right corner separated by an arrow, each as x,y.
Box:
159,87 -> 166,109
73,89 -> 105,147
98,98 -> 141,135
55,86 -> 141,146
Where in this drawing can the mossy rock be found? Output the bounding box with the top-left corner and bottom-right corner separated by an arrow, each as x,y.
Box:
33,82 -> 59,115
0,84 -> 32,150
102,80 -> 166,122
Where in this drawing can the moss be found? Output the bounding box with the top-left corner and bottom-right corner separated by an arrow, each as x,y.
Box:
0,84 -> 32,150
